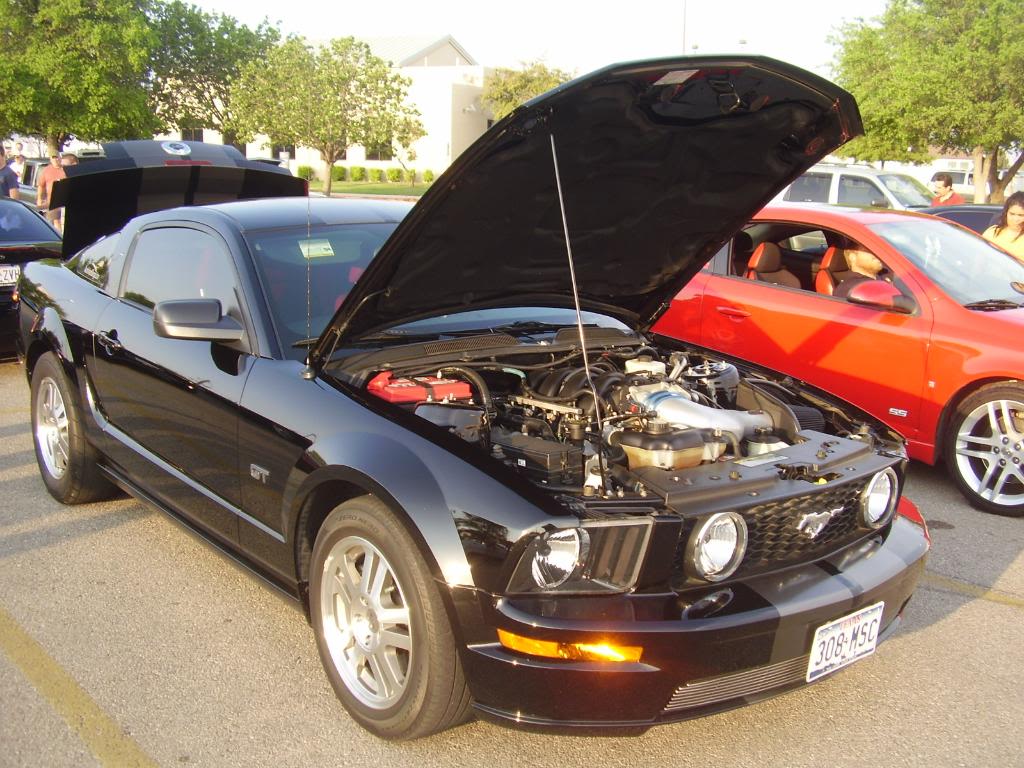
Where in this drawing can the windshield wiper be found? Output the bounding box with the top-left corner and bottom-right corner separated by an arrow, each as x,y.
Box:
490,321 -> 588,335
963,298 -> 1023,311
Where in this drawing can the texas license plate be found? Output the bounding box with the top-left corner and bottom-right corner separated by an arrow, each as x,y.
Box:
806,601 -> 884,682
0,264 -> 18,286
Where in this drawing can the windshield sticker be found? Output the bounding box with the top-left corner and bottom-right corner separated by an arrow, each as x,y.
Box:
654,70 -> 698,86
299,239 -> 335,259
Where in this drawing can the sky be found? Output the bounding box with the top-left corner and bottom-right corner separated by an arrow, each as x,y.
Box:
189,0 -> 890,79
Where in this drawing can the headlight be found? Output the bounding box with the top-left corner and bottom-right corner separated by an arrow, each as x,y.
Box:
506,519 -> 652,594
860,468 -> 899,528
686,511 -> 747,582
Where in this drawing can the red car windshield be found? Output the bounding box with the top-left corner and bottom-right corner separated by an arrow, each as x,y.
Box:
870,218 -> 1024,306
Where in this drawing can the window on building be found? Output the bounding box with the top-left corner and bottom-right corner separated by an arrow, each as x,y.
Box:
180,127 -> 203,142
365,143 -> 393,161
271,143 -> 298,161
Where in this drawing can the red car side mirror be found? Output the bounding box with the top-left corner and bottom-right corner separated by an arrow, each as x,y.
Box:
846,280 -> 915,314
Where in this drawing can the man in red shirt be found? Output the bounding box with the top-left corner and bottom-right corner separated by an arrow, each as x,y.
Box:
36,154 -> 66,227
930,172 -> 965,206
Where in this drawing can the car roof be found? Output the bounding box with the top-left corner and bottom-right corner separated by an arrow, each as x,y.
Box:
756,204 -> 929,224
135,196 -> 414,232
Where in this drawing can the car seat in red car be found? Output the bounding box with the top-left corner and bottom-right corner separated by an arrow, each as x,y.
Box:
745,242 -> 800,288
815,247 -> 857,295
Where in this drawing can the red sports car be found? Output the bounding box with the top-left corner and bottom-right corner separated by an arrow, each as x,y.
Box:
655,204 -> 1024,516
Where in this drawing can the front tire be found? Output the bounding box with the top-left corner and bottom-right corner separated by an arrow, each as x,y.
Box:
310,496 -> 472,739
30,352 -> 114,504
944,383 -> 1024,516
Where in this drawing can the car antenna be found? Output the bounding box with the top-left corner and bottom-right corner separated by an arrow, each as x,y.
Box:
301,104 -> 316,380
549,134 -> 607,494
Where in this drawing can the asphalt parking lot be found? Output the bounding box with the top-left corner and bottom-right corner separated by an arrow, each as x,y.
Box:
0,359 -> 1021,768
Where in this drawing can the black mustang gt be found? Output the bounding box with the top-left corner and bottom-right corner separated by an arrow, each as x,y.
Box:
18,58 -> 929,739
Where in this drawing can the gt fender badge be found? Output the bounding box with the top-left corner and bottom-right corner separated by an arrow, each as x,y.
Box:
250,464 -> 269,483
797,507 -> 842,539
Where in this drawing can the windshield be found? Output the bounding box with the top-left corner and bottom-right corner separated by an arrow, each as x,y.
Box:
0,202 -> 58,243
878,175 -> 932,208
869,218 -> 1024,304
246,222 -> 398,355
384,306 -> 632,336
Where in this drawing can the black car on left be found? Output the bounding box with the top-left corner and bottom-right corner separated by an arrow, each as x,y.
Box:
17,59 -> 929,740
0,197 -> 60,356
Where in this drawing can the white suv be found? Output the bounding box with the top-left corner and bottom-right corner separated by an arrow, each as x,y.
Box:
774,163 -> 932,210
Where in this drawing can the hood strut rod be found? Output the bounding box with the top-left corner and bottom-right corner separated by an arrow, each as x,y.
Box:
549,134 -> 607,494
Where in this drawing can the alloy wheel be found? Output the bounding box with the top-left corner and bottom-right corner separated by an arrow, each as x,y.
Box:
953,398 -> 1024,508
35,376 -> 69,480
319,536 -> 413,709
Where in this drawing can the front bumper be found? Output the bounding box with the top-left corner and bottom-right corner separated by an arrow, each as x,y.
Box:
459,513 -> 928,732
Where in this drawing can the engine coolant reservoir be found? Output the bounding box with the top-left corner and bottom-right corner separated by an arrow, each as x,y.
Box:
625,357 -> 667,376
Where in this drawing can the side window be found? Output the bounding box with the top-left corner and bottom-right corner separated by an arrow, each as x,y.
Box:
784,173 -> 830,203
73,235 -> 118,291
782,230 -> 827,255
838,175 -> 889,207
122,228 -> 241,319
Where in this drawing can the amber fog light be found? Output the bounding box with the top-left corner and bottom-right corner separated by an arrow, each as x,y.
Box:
860,468 -> 899,528
497,629 -> 643,662
687,511 -> 747,582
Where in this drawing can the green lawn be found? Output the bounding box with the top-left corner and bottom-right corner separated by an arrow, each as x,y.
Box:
308,180 -> 432,197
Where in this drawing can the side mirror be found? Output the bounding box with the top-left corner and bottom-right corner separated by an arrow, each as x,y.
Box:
153,299 -> 245,342
869,197 -> 891,209
846,280 -> 914,314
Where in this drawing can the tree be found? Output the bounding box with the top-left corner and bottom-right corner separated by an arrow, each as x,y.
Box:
0,0 -> 157,154
833,0 -> 1024,202
148,2 -> 279,142
481,61 -> 573,122
229,37 -> 424,196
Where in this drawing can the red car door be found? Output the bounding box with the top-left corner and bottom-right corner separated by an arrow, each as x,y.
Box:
666,272 -> 934,442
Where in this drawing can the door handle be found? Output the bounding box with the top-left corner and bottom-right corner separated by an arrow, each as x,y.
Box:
715,306 -> 751,319
96,329 -> 123,354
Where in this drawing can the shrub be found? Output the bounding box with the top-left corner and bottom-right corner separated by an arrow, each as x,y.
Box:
404,168 -> 416,183
296,165 -> 315,181
368,168 -> 384,183
349,166 -> 366,182
423,169 -> 435,183
330,165 -> 347,182
386,167 -> 403,183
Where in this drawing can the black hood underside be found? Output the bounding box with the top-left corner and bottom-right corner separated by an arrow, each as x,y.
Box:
320,56 -> 861,358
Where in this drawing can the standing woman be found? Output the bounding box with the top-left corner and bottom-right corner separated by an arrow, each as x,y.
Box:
983,191 -> 1024,261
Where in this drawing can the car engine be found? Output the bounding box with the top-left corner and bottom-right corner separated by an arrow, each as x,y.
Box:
346,333 -> 895,501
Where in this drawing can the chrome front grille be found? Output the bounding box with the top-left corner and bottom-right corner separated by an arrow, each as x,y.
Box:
664,655 -> 808,713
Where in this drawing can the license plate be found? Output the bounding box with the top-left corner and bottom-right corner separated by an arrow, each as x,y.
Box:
0,264 -> 18,286
806,601 -> 884,682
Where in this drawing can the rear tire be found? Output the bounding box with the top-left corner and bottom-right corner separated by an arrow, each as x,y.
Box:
943,383 -> 1024,516
30,352 -> 114,504
310,495 -> 472,739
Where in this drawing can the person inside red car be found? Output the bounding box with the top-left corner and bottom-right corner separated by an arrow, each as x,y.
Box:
834,247 -> 886,297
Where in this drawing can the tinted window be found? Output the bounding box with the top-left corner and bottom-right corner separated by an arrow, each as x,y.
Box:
246,223 -> 397,352
122,228 -> 240,318
785,173 -> 830,203
74,235 -> 118,290
0,202 -> 58,242
838,176 -> 888,207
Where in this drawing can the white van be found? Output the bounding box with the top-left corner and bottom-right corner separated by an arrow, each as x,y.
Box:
774,163 -> 933,210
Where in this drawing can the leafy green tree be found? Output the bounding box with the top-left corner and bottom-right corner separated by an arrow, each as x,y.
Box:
833,0 -> 1024,202
148,2 -> 279,143
229,37 -> 424,196
481,61 -> 573,122
0,0 -> 157,154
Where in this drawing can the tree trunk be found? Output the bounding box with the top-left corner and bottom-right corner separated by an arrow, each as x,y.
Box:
986,147 -> 1001,204
971,147 -> 987,203
991,150 -> 1024,205
46,135 -> 65,157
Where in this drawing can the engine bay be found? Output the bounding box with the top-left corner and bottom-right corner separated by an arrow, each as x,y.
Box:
333,329 -> 901,506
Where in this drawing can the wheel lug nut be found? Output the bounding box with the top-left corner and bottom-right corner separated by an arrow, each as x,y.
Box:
999,459 -> 1007,466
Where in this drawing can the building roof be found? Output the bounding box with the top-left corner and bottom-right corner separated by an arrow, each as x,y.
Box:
363,35 -> 477,67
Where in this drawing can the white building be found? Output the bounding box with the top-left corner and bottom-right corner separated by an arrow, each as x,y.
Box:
164,35 -> 492,182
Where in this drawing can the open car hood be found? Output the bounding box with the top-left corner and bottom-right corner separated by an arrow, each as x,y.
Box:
316,56 -> 861,360
51,140 -> 307,257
